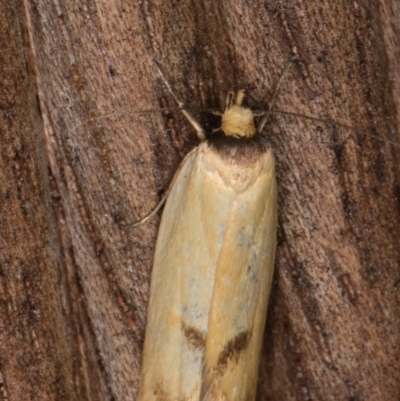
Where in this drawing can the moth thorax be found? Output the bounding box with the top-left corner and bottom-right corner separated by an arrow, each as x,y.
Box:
221,105 -> 256,138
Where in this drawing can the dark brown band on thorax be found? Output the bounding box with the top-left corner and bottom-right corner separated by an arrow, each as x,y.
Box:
205,133 -> 271,165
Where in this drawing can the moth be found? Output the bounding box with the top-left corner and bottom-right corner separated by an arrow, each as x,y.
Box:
136,65 -> 285,400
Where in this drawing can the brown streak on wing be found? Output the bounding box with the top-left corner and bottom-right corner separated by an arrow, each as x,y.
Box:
154,380 -> 198,401
153,381 -> 169,400
217,330 -> 252,372
200,331 -> 253,400
181,321 -> 206,350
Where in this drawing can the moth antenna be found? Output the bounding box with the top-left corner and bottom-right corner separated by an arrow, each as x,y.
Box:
153,61 -> 205,141
272,109 -> 400,148
65,107 -> 179,135
258,57 -> 295,133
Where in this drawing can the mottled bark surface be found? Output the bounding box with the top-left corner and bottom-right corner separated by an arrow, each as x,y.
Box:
0,1 -> 76,400
1,0 -> 399,400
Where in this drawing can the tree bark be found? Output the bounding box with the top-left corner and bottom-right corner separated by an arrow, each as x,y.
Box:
2,0 -> 399,400
0,1 -> 76,400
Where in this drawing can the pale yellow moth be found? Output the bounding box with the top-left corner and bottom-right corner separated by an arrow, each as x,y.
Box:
136,66 -> 283,401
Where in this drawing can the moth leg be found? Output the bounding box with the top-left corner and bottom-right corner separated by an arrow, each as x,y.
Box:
253,111 -> 267,118
127,148 -> 197,227
154,62 -> 205,141
130,191 -> 169,227
258,57 -> 295,133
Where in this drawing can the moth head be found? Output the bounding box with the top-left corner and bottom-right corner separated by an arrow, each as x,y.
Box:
220,90 -> 256,138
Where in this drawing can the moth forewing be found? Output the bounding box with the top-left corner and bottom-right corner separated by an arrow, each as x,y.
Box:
137,85 -> 278,400
200,143 -> 277,401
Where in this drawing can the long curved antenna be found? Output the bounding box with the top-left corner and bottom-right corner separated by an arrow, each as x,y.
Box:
272,109 -> 400,148
258,57 -> 295,133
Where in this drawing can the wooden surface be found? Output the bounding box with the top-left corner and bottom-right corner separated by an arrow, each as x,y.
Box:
1,0 -> 400,400
0,1 -> 76,400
